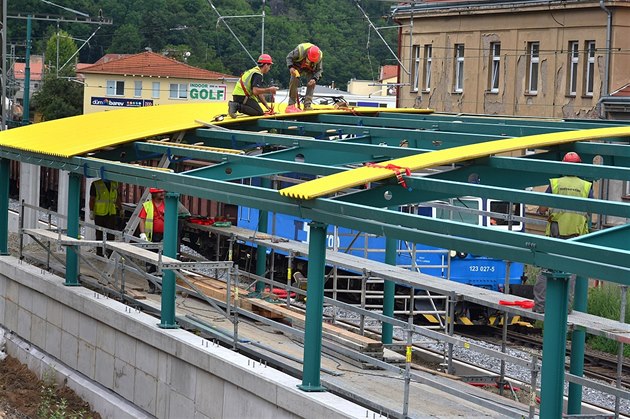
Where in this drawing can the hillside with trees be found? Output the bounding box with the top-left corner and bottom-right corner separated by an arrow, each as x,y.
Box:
11,0 -> 399,91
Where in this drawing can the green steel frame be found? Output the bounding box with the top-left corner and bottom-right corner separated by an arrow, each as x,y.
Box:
1,111 -> 629,417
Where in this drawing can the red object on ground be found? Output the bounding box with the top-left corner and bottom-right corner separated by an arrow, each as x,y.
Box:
498,300 -> 535,309
265,288 -> 296,298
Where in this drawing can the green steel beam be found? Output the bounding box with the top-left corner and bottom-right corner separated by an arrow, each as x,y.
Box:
255,119 -> 504,148
573,224 -> 630,250
338,176 -> 630,219
317,114 -> 571,137
382,232 -> 396,345
378,112 -> 628,130
0,159 -> 9,255
65,173 -> 81,286
134,142 -> 343,180
194,128 -> 421,159
159,192 -> 179,329
1,149 -> 629,283
567,275 -> 588,415
298,221 -> 327,392
256,178 -> 271,293
540,271 -> 571,419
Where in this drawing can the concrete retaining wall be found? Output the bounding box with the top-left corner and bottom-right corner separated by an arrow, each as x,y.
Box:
0,256 -> 372,419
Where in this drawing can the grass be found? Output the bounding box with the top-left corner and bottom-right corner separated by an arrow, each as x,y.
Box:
37,370 -> 87,419
586,283 -> 630,357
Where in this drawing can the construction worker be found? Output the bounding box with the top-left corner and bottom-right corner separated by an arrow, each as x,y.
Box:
228,54 -> 278,118
139,188 -> 166,293
533,152 -> 593,313
89,179 -> 121,257
285,43 -> 323,113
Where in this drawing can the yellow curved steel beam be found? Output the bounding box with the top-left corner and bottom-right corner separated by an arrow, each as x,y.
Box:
279,126 -> 630,200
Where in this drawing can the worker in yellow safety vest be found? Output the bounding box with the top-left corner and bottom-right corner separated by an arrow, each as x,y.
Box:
228,54 -> 278,118
285,43 -> 323,113
89,179 -> 121,257
533,152 -> 593,313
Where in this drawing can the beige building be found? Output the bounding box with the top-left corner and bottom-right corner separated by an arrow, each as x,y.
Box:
393,0 -> 630,119
77,52 -> 237,114
347,65 -> 399,97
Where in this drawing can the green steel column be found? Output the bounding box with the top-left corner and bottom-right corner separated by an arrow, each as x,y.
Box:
255,178 -> 271,293
64,172 -> 81,286
0,159 -> 9,255
159,192 -> 179,329
298,221 -> 327,392
382,235 -> 397,344
567,275 -> 588,414
540,270 -> 571,418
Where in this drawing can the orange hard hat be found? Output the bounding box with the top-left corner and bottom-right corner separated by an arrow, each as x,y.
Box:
149,188 -> 165,193
562,152 -> 582,163
307,45 -> 321,63
257,53 -> 273,65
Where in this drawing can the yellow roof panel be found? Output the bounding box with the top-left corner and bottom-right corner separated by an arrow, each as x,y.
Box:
280,126 -> 630,200
0,104 -> 431,158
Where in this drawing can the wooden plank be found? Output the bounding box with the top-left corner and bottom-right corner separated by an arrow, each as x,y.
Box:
106,242 -> 179,264
23,228 -> 100,246
251,299 -> 382,351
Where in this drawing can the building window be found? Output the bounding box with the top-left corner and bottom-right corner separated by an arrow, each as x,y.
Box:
584,41 -> 595,96
134,80 -> 142,98
454,44 -> 464,93
423,44 -> 432,92
567,41 -> 579,96
106,80 -> 125,96
152,82 -> 160,99
489,42 -> 501,93
411,45 -> 421,92
527,42 -> 539,94
169,83 -> 187,99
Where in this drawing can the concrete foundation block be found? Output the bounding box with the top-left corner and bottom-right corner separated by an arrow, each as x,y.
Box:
31,291 -> 48,320
44,324 -> 62,359
95,348 -> 115,389
30,314 -> 46,349
18,286 -> 34,313
135,341 -> 159,377
46,299 -> 63,328
60,330 -> 79,370
0,295 -> 5,325
133,369 -> 158,415
169,356 -> 197,396
115,331 -> 137,365
77,340 -> 96,379
156,381 -> 170,418
194,370 -> 224,419
62,306 -> 80,337
113,358 -> 136,401
96,322 -> 116,355
17,307 -> 32,341
5,278 -> 18,303
4,300 -> 17,332
78,316 -> 97,347
168,390 -> 195,419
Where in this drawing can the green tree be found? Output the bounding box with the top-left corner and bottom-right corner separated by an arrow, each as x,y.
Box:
109,24 -> 143,53
31,77 -> 83,121
44,30 -> 78,78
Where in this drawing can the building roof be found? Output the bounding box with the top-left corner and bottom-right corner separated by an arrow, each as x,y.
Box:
379,65 -> 398,82
13,55 -> 44,81
610,83 -> 630,97
77,51 -> 235,80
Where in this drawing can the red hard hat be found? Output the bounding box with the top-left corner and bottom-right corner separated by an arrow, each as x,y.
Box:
149,188 -> 164,193
307,45 -> 321,63
562,152 -> 582,163
257,54 -> 273,64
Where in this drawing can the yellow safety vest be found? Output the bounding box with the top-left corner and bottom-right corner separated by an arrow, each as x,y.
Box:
233,66 -> 262,100
547,176 -> 592,237
295,43 -> 323,69
93,180 -> 118,216
143,201 -> 155,242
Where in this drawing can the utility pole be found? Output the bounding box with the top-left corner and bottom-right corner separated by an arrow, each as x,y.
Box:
22,15 -> 30,125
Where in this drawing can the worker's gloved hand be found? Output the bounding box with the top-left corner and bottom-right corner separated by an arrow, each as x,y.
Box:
269,86 -> 278,94
307,78 -> 316,87
290,68 -> 300,78
139,233 -> 147,241
89,211 -> 94,220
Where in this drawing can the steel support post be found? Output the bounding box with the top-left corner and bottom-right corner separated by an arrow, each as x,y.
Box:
0,159 -> 9,255
159,192 -> 179,329
65,173 -> 81,286
298,221 -> 327,392
255,178 -> 271,292
540,270 -> 571,418
567,275 -> 588,415
382,235 -> 396,344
